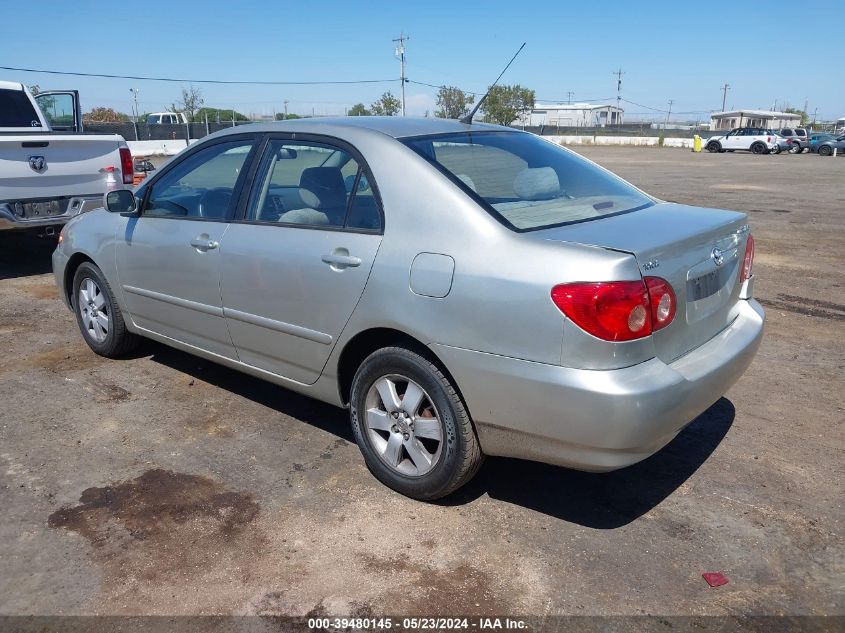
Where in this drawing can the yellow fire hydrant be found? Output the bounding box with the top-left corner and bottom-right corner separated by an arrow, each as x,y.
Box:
693,134 -> 702,152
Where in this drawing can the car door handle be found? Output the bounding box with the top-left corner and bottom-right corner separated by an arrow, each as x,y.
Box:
190,237 -> 219,250
322,252 -> 361,268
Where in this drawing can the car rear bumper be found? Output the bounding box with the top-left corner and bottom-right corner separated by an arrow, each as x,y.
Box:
0,196 -> 101,231
431,299 -> 764,472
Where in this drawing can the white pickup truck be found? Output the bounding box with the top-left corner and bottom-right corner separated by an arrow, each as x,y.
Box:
0,81 -> 132,232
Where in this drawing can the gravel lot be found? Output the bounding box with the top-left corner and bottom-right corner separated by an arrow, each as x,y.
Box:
0,147 -> 842,621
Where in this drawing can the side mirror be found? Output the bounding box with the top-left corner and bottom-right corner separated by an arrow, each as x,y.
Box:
105,189 -> 138,215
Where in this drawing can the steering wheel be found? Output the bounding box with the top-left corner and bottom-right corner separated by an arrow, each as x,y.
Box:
197,188 -> 232,219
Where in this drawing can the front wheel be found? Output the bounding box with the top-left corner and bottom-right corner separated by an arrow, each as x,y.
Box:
771,145 -> 781,154
349,346 -> 483,500
819,145 -> 833,156
751,142 -> 767,154
72,262 -> 140,357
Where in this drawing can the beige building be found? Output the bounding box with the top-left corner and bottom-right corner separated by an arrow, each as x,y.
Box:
710,110 -> 802,130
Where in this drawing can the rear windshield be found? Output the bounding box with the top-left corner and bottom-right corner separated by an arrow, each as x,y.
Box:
402,131 -> 653,231
0,88 -> 42,128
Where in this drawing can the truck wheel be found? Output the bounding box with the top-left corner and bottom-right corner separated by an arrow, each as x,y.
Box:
751,142 -> 766,154
72,262 -> 140,357
706,141 -> 721,153
349,346 -> 483,500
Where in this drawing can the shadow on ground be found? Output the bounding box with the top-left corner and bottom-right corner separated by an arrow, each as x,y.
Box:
143,341 -> 733,529
0,232 -> 58,280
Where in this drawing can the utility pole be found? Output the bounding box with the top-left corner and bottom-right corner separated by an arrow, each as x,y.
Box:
393,33 -> 409,116
284,100 -> 289,120
812,107 -> 818,127
721,83 -> 730,112
666,99 -> 674,129
129,88 -> 140,141
612,68 -> 624,113
566,91 -> 574,105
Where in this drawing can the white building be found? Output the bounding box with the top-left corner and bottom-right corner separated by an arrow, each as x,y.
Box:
516,103 -> 624,127
710,110 -> 801,130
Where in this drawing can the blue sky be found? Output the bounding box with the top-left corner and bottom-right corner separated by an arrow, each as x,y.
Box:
3,0 -> 843,121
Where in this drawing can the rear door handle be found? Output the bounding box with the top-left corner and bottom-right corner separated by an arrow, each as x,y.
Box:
322,251 -> 361,269
190,236 -> 219,251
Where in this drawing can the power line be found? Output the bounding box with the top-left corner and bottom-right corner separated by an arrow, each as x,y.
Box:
0,65 -> 397,85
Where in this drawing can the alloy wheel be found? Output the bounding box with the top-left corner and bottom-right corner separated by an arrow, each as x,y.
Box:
78,277 -> 110,343
364,374 -> 444,477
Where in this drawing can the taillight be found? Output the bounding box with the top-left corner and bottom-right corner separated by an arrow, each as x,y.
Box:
740,234 -> 755,282
119,147 -> 134,185
551,277 -> 677,341
551,281 -> 651,341
644,276 -> 676,331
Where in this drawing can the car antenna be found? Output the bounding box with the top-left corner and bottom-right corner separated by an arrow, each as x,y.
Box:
460,42 -> 526,125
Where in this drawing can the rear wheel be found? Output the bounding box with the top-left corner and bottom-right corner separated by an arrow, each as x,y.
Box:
349,346 -> 483,500
751,142 -> 767,154
706,141 -> 721,153
789,143 -> 801,154
819,145 -> 833,156
72,262 -> 139,357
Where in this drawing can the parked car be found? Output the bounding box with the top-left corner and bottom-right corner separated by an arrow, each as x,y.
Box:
778,127 -> 809,153
770,132 -> 790,154
705,128 -> 778,154
816,135 -> 845,156
145,112 -> 188,125
808,133 -> 836,153
0,81 -> 132,232
53,118 -> 764,500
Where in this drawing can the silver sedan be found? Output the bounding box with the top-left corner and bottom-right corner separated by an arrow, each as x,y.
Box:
53,118 -> 764,499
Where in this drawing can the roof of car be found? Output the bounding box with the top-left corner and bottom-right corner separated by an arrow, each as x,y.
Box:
214,116 -> 509,140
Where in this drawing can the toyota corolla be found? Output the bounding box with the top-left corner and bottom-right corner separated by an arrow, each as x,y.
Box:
53,118 -> 764,499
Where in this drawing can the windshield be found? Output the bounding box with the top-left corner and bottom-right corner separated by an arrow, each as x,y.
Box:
403,131 -> 654,231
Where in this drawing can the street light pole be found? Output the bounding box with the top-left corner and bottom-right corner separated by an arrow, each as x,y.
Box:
393,33 -> 409,116
129,88 -> 140,141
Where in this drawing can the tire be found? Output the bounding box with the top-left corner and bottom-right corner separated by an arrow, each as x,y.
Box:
819,145 -> 832,156
796,146 -> 805,154
789,143 -> 801,154
771,145 -> 781,154
72,262 -> 140,357
349,346 -> 483,500
706,141 -> 721,153
751,142 -> 766,154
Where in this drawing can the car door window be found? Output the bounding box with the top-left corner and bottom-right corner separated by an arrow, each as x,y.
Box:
145,140 -> 253,220
246,140 -> 381,231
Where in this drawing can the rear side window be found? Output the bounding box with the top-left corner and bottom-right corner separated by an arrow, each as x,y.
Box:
246,140 -> 381,231
781,129 -> 793,135
403,131 -> 653,231
795,129 -> 807,137
0,88 -> 41,128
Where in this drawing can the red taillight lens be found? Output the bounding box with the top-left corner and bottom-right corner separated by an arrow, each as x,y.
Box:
740,234 -> 755,282
551,281 -> 652,341
119,147 -> 134,185
644,276 -> 676,331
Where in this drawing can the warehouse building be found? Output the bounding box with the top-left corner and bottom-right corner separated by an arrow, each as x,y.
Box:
516,103 -> 624,127
710,110 -> 801,130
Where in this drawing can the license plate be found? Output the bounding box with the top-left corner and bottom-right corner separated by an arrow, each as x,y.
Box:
688,270 -> 721,301
20,199 -> 63,219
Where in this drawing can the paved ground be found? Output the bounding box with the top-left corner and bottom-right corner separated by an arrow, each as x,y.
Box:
0,147 -> 842,619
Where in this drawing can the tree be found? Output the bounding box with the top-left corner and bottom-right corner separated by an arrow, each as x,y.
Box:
196,107 -> 248,122
275,112 -> 303,120
435,86 -> 474,119
481,84 -> 535,126
784,107 -> 809,125
371,92 -> 401,116
82,107 -> 130,123
171,86 -> 204,122
348,103 -> 371,116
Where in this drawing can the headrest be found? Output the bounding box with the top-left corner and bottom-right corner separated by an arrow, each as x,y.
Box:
513,167 -> 560,200
299,167 -> 347,209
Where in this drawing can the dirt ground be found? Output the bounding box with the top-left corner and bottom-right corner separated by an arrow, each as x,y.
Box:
0,147 -> 842,622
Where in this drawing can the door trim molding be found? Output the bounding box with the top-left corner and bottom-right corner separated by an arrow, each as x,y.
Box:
122,284 -> 224,317
223,307 -> 333,345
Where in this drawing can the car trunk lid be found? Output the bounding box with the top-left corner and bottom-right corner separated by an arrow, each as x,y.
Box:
533,202 -> 750,363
